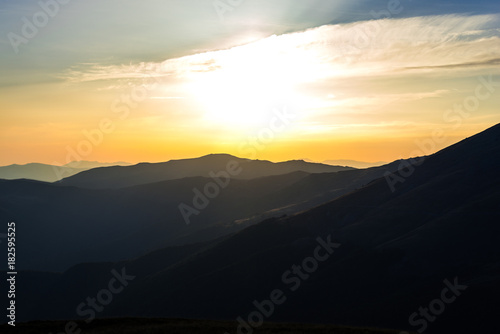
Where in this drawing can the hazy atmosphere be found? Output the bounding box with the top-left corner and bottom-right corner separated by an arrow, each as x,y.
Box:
1,0 -> 499,165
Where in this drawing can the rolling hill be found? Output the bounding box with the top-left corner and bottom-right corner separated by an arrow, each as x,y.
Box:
323,159 -> 388,168
5,124 -> 499,334
0,158 -> 400,272
0,318 -> 408,334
103,123 -> 500,333
58,154 -> 355,189
0,161 -> 131,182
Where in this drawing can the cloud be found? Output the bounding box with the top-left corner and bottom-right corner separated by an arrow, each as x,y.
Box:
298,120 -> 416,135
303,89 -> 452,113
150,96 -> 185,100
403,58 -> 500,71
63,14 -> 500,85
60,13 -> 499,132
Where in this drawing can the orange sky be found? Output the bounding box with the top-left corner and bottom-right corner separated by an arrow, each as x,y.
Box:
1,9 -> 499,166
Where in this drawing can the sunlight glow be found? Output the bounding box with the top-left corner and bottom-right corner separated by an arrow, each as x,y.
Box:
187,35 -> 319,127
10,14 -> 497,164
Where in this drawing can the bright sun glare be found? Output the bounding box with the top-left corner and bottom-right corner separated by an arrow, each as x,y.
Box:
188,35 -> 308,127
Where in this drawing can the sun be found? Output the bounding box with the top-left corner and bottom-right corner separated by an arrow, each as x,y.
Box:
192,71 -> 294,127
188,36 -> 301,128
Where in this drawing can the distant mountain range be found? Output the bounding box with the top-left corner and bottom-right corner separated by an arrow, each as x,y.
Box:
323,159 -> 388,168
0,157 -> 383,185
58,154 -> 355,189
62,160 -> 132,169
0,157 -> 402,272
0,161 -> 131,182
4,123 -> 499,334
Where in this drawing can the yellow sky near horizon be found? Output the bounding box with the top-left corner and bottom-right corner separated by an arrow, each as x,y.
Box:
1,14 -> 499,166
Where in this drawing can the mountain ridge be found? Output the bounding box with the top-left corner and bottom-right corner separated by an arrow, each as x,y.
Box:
58,154 -> 356,189
0,161 -> 131,182
0,159 -> 402,271
3,124 -> 499,333
84,123 -> 500,332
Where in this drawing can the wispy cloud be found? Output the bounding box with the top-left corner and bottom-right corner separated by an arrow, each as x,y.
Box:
403,58 -> 500,71
63,14 -> 500,85
150,96 -> 185,100
60,14 -> 500,134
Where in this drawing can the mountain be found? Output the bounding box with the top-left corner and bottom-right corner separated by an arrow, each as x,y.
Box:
0,161 -> 131,182
323,159 -> 388,168
110,123 -> 497,332
8,123 -> 499,333
62,160 -> 132,169
0,163 -> 88,182
58,154 -> 355,189
0,160 -> 402,272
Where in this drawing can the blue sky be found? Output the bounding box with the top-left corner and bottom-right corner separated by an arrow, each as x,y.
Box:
2,0 -> 498,69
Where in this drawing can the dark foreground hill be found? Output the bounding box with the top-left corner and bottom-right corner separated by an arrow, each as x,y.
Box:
5,123 -> 500,334
58,154 -> 354,189
0,318 -> 408,334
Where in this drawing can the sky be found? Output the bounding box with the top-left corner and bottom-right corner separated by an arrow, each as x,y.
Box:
0,0 -> 499,165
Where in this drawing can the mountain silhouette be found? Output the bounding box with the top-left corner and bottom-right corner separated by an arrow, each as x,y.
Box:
102,123 -> 500,333
58,154 -> 355,189
0,159 -> 401,272
0,161 -> 131,182
5,123 -> 499,334
323,159 -> 388,168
